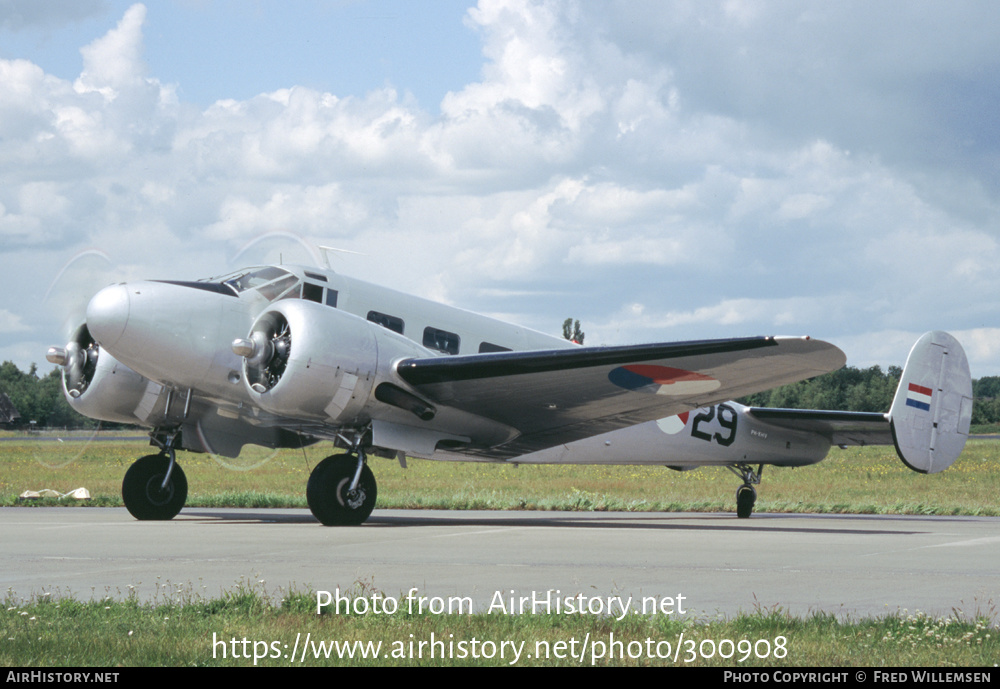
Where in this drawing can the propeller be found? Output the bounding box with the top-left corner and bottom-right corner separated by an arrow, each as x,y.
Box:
231,230 -> 324,267
43,250 -> 124,399
33,250 -> 131,466
45,325 -> 100,398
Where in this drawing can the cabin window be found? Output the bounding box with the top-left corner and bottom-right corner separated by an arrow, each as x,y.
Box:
302,283 -> 323,303
423,327 -> 460,355
325,289 -> 339,308
368,311 -> 404,334
479,342 -> 511,353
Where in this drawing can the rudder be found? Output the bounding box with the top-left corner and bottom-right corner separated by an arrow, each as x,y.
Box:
888,331 -> 973,473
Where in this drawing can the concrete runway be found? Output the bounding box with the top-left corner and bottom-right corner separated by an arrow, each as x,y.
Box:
2,507 -> 997,620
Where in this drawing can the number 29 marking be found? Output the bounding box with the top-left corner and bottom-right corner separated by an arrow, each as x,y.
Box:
690,403 -> 738,447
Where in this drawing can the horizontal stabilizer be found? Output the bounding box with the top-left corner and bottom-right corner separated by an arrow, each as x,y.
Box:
888,331 -> 973,473
746,408 -> 891,447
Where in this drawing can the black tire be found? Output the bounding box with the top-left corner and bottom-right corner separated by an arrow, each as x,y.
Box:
307,455 -> 377,526
121,454 -> 188,520
736,484 -> 756,519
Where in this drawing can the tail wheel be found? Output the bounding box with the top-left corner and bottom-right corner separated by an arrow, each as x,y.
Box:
122,454 -> 188,520
307,455 -> 377,526
736,484 -> 756,519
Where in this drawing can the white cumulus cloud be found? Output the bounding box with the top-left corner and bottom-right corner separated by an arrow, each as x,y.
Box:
1,0 -> 998,378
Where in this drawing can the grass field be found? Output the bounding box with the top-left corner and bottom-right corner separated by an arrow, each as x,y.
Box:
2,432 -> 999,516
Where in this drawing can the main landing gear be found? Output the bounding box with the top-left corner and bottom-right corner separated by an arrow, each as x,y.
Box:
307,438 -> 377,526
728,463 -> 763,519
121,433 -> 187,520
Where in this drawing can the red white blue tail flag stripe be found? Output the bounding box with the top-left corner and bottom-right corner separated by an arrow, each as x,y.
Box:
888,331 -> 972,474
906,383 -> 933,411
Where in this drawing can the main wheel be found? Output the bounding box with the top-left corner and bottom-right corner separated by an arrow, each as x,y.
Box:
736,484 -> 756,519
121,454 -> 188,520
307,455 -> 377,526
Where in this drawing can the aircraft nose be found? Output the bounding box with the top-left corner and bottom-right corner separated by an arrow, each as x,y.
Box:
86,283 -> 130,349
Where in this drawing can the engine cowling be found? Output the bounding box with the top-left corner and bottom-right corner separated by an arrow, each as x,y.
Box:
235,300 -> 432,424
47,324 -> 151,424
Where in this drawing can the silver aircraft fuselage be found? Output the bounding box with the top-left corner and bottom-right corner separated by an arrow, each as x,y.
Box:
47,262 -> 970,524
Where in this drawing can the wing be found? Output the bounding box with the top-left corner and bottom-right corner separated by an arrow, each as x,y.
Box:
396,336 -> 845,458
746,408 -> 892,447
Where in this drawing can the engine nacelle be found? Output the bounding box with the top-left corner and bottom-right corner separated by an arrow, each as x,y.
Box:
49,325 -> 152,425
238,300 -> 432,424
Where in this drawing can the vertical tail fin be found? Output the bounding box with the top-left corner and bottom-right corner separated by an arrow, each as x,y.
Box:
888,331 -> 973,473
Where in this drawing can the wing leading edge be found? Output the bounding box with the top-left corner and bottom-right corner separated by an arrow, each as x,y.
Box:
396,336 -> 846,458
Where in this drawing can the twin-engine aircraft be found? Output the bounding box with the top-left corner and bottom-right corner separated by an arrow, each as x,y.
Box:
46,264 -> 973,524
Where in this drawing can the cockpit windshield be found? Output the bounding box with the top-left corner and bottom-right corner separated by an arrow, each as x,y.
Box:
197,266 -> 338,305
224,266 -> 292,293
199,267 -> 302,302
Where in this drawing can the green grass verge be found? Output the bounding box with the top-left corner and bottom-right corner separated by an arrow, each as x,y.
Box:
2,435 -> 999,516
3,582 -> 996,667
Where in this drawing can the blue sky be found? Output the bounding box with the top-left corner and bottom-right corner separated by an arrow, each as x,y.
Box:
2,0 -> 999,378
1,0 -> 482,109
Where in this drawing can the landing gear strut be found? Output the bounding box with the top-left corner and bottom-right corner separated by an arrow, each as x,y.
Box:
728,463 -> 763,519
307,437 -> 377,526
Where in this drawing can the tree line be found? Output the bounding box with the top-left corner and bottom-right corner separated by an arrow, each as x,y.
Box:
0,362 -> 93,428
739,364 -> 905,413
2,359 -> 999,429
744,365 -> 1000,426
